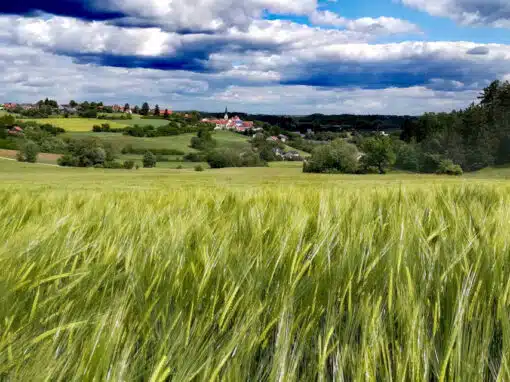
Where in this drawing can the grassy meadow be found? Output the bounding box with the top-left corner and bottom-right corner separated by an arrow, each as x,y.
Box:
19,117 -> 128,132
2,160 -> 510,380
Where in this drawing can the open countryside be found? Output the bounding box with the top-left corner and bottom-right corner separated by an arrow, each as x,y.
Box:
3,87 -> 510,380
2,0 -> 510,378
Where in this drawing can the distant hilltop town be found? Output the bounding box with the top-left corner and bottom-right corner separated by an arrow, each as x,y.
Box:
201,108 -> 258,133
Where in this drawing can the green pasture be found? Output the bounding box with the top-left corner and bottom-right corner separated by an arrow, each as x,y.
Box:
19,117 -> 128,132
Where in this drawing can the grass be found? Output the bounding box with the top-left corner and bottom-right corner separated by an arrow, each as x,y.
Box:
63,130 -> 251,154
3,162 -> 510,379
119,118 -> 173,127
19,118 -> 128,132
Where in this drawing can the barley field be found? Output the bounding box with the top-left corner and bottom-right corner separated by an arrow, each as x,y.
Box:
2,161 -> 510,380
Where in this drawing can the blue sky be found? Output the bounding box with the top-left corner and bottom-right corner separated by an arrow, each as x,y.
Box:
0,0 -> 509,115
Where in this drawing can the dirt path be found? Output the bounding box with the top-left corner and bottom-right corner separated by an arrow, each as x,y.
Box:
0,149 -> 62,167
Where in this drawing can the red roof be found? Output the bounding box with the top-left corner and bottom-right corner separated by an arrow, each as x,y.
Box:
12,126 -> 23,132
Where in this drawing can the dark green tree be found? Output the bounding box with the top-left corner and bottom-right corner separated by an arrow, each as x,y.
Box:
154,105 -> 160,116
143,151 -> 157,168
141,103 -> 150,116
124,103 -> 130,113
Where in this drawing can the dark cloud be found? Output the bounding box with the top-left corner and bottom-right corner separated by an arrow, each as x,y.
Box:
466,46 -> 490,55
71,53 -> 212,72
0,1 -> 124,21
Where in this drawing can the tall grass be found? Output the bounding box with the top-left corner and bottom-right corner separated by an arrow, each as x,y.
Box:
1,185 -> 510,380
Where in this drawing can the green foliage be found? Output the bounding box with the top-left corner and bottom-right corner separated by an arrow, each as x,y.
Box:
16,140 -> 39,163
395,142 -> 420,172
436,159 -> 463,176
360,136 -> 396,174
183,152 -> 207,162
121,145 -> 184,156
303,139 -> 359,173
154,104 -> 160,116
143,151 -> 157,168
123,160 -> 135,170
141,102 -> 150,116
207,148 -> 265,168
58,138 -> 115,167
194,164 -> 204,172
103,161 -> 125,169
191,129 -> 217,150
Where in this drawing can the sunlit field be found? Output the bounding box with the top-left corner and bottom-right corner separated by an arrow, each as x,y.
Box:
19,118 -> 128,132
2,160 -> 510,380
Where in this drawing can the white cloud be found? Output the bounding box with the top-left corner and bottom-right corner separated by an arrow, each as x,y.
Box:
310,11 -> 421,35
102,0 -> 317,31
401,0 -> 510,27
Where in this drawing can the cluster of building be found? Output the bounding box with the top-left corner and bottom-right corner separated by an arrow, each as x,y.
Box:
201,108 -> 256,133
1,103 -> 36,111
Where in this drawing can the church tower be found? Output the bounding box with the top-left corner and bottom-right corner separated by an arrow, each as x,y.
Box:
224,107 -> 229,120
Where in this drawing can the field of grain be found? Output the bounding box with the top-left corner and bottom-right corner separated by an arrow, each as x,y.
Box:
2,161 -> 510,380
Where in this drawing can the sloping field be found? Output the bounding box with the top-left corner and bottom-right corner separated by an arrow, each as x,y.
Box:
19,118 -> 128,132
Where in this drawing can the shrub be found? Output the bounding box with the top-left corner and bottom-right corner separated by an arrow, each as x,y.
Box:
121,145 -> 184,156
0,138 -> 18,150
395,143 -> 420,172
143,151 -> 157,168
176,165 -> 183,169
58,153 -> 78,167
303,139 -> 359,174
191,129 -> 216,150
207,148 -> 266,168
123,160 -> 136,170
16,140 -> 39,163
58,138 -> 115,167
419,153 -> 442,173
104,161 -> 124,169
184,152 -> 207,162
194,165 -> 204,172
436,159 -> 463,176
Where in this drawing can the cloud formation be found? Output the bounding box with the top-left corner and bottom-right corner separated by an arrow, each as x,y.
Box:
402,0 -> 510,27
0,0 -> 509,114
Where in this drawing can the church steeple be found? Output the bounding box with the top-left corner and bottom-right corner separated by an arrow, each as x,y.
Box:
224,107 -> 229,120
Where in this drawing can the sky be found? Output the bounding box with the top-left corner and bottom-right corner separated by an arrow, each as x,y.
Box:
0,0 -> 510,115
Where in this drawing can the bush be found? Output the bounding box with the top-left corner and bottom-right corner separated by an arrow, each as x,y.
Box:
104,161 -> 124,169
191,129 -> 216,150
176,165 -> 183,169
58,153 -> 78,167
0,138 -> 18,150
194,165 -> 204,172
436,159 -> 463,176
16,140 -> 39,163
123,160 -> 136,170
395,143 -> 420,172
183,152 -> 207,162
143,151 -> 157,168
303,139 -> 359,174
121,145 -> 184,156
419,153 -> 442,173
207,148 -> 266,169
58,138 -> 115,167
